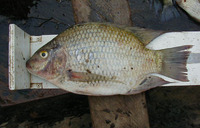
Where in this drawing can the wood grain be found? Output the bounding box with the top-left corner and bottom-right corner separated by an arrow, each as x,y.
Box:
71,0 -> 150,128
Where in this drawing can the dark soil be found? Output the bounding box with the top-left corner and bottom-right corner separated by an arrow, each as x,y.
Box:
146,86 -> 200,128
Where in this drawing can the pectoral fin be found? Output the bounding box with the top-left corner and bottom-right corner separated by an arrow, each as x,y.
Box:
127,75 -> 170,94
67,70 -> 115,83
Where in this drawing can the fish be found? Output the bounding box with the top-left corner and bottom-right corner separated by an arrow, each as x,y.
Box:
26,22 -> 192,96
176,0 -> 200,22
149,0 -> 180,21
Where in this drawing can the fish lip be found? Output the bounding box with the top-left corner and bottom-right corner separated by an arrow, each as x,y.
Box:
26,60 -> 32,72
26,62 -> 37,75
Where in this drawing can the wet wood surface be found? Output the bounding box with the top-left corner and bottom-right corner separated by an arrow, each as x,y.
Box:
72,0 -> 149,128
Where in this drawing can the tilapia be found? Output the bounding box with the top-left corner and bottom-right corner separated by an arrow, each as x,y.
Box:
176,0 -> 200,22
26,23 -> 191,95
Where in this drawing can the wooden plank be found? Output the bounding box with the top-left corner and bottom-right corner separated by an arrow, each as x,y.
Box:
89,94 -> 149,128
71,0 -> 150,128
9,24 -> 31,90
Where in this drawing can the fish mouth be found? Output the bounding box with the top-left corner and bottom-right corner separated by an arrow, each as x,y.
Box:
26,62 -> 31,69
26,61 -> 31,70
26,60 -> 34,74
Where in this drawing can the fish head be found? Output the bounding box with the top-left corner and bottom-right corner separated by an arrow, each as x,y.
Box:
26,42 -> 67,80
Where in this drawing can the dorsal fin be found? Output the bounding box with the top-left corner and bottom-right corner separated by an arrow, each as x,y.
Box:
122,27 -> 165,46
94,22 -> 165,46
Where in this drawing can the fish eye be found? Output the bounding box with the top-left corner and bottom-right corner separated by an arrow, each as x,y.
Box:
40,51 -> 48,58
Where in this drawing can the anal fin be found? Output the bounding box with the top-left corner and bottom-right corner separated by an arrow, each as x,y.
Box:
127,75 -> 170,95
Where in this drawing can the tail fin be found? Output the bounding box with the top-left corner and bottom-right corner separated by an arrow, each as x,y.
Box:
160,45 -> 192,82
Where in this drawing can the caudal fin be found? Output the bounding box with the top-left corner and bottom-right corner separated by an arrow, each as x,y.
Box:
160,45 -> 192,82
